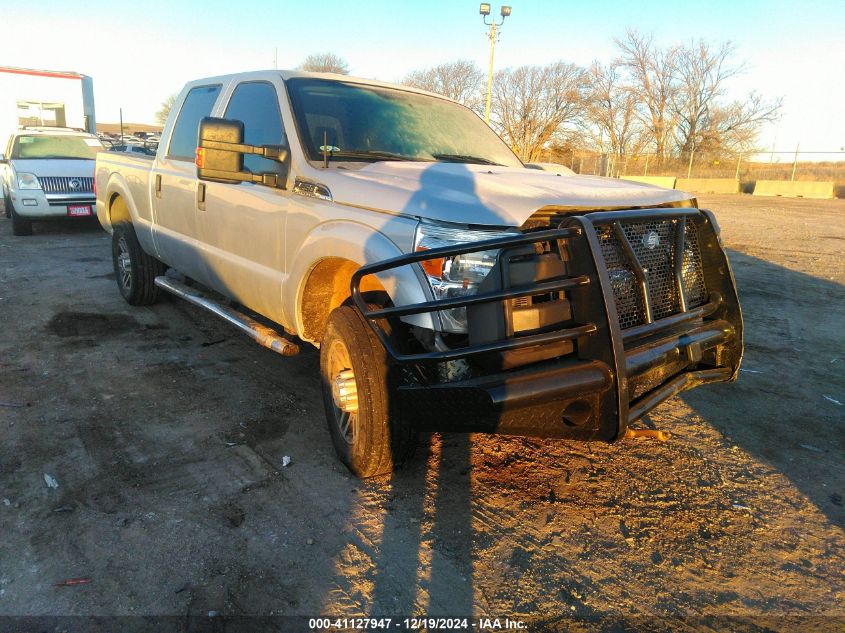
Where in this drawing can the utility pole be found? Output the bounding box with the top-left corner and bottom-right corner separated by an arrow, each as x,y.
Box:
791,143 -> 800,181
479,4 -> 511,124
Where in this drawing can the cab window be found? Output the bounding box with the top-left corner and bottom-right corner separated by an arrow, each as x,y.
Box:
224,82 -> 286,174
167,85 -> 221,161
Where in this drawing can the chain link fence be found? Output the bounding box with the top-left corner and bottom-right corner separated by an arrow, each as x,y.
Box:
544,149 -> 845,197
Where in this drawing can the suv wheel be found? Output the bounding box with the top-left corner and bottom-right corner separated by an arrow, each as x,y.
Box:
112,223 -> 165,305
320,305 -> 415,478
7,198 -> 33,236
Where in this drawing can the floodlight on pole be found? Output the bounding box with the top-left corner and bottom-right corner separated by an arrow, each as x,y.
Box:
480,4 -> 511,124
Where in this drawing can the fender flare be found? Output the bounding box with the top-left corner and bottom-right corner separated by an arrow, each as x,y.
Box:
102,172 -> 158,256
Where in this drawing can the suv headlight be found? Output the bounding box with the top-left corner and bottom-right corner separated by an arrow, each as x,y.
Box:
414,221 -> 513,333
16,173 -> 41,190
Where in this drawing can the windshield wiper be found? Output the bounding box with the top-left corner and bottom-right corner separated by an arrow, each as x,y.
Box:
432,153 -> 503,166
326,150 -> 431,163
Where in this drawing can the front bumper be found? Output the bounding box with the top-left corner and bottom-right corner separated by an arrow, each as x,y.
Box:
352,207 -> 743,441
10,190 -> 96,219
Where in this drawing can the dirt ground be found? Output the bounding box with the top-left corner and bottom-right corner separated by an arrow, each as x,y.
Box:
0,194 -> 843,632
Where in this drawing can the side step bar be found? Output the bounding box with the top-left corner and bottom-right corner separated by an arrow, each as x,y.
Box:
154,276 -> 299,357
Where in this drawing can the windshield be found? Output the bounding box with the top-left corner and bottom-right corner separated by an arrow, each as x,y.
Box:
10,135 -> 104,160
286,78 -> 523,168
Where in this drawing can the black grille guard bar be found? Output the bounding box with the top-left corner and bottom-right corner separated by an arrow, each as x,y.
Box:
351,227 -> 599,363
350,207 -> 743,440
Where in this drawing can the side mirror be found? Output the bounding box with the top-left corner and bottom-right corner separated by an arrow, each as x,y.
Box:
196,117 -> 289,188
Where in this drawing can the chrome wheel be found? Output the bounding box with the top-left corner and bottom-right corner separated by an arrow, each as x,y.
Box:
327,338 -> 358,444
117,236 -> 132,291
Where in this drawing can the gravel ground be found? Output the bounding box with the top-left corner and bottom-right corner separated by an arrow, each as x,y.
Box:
0,194 -> 843,632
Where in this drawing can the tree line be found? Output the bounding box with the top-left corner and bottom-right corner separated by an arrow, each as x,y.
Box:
158,38 -> 781,165
401,31 -> 781,163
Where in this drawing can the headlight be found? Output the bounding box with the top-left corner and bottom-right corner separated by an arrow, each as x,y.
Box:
16,173 -> 41,190
414,221 -> 512,333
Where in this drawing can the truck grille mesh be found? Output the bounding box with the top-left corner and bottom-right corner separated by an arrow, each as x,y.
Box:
597,218 -> 707,329
39,176 -> 94,194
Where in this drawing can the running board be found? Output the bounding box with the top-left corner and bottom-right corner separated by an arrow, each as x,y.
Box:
154,276 -> 300,357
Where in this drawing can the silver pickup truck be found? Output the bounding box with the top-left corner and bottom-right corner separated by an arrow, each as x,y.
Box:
95,70 -> 743,478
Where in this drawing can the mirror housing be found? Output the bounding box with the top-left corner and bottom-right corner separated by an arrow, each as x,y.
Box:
196,117 -> 288,188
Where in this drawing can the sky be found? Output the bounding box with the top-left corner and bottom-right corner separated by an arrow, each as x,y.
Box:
1,0 -> 842,158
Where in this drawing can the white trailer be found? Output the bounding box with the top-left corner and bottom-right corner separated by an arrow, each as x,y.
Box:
0,66 -> 96,139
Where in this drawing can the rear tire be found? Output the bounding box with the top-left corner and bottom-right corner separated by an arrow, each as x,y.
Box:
320,305 -> 415,478
8,200 -> 33,236
112,223 -> 165,305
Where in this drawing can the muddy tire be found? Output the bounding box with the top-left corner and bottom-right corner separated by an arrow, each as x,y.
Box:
9,200 -> 33,236
320,305 -> 415,478
112,223 -> 165,306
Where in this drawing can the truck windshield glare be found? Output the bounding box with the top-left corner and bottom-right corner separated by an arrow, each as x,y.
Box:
11,135 -> 104,160
286,78 -> 524,168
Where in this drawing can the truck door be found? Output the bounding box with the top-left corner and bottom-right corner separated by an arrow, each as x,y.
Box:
196,80 -> 290,323
151,84 -> 222,286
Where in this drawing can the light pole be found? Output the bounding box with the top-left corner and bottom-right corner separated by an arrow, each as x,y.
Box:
479,3 -> 511,124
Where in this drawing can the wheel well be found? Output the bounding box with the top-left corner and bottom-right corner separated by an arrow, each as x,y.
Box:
109,193 -> 131,226
299,257 -> 388,344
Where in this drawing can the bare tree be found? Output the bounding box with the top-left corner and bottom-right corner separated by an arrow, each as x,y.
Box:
491,62 -> 587,163
615,30 -> 678,161
672,40 -> 739,158
581,61 -> 643,158
672,40 -> 780,157
155,93 -> 177,125
697,93 -> 782,155
402,60 -> 484,111
297,52 -> 350,75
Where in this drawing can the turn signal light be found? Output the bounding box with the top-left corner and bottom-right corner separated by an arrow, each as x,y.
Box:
195,147 -> 205,168
416,246 -> 445,278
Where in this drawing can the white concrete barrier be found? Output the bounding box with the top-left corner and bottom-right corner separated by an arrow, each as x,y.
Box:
620,175 -> 677,189
752,180 -> 835,199
675,178 -> 740,194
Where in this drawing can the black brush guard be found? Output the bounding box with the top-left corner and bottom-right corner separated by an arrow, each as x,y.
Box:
351,208 -> 743,441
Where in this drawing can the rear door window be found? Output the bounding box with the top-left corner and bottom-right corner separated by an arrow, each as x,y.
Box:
167,85 -> 221,161
224,81 -> 286,174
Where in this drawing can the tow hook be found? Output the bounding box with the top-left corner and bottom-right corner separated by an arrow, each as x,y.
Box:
625,428 -> 671,441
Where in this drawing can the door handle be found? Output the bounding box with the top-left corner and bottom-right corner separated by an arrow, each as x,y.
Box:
197,182 -> 206,211
154,174 -> 162,199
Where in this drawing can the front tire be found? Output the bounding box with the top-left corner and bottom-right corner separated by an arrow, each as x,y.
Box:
112,223 -> 165,305
8,200 -> 33,236
320,305 -> 415,478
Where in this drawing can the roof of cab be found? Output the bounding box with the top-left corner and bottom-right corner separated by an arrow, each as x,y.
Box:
183,69 -> 456,104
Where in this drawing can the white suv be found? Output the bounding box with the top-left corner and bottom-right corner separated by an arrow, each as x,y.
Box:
1,127 -> 105,235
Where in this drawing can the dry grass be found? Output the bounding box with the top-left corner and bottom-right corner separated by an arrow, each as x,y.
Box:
554,150 -> 845,197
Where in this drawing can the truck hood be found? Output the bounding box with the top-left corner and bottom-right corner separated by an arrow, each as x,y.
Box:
318,162 -> 690,227
9,158 -> 95,178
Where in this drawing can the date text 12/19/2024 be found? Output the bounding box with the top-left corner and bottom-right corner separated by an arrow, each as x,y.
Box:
309,617 -> 528,631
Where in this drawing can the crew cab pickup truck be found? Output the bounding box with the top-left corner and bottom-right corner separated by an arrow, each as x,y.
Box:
95,70 -> 742,477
